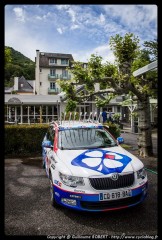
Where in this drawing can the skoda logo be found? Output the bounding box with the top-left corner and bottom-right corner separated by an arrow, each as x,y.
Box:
111,173 -> 119,181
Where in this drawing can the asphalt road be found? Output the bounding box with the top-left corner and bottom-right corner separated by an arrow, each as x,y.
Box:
121,132 -> 157,156
5,157 -> 158,237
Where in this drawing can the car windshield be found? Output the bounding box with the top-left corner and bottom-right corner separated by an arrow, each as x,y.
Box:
58,128 -> 117,150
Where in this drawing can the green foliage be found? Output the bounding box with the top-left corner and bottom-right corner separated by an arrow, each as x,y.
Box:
103,62 -> 117,77
131,49 -> 151,75
88,54 -> 105,80
8,46 -> 34,66
59,80 -> 78,102
109,33 -> 140,64
131,112 -> 138,119
65,99 -> 77,112
130,48 -> 157,97
104,122 -> 121,139
57,33 -> 157,115
5,46 -> 35,85
5,124 -> 48,157
143,40 -> 157,60
67,61 -> 90,85
121,98 -> 133,106
11,90 -> 18,94
5,47 -> 12,64
56,32 -> 157,157
113,113 -> 121,122
58,79 -> 78,112
95,93 -> 115,108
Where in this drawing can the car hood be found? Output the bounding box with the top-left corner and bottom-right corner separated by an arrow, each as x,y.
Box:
56,146 -> 143,177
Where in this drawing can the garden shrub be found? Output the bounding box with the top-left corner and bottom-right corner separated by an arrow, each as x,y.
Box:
104,122 -> 121,139
5,121 -> 121,157
5,124 -> 48,157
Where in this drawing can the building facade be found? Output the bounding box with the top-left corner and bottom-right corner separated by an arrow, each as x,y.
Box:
4,52 -> 157,128
35,50 -> 74,95
5,95 -> 60,124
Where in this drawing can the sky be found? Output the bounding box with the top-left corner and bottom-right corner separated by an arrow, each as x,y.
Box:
5,4 -> 157,63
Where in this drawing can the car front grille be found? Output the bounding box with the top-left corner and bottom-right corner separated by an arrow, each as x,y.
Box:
89,173 -> 134,190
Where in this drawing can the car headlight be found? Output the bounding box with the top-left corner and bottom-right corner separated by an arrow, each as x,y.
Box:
59,172 -> 84,187
137,167 -> 147,179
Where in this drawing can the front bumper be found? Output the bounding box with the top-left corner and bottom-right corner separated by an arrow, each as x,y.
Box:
53,181 -> 148,212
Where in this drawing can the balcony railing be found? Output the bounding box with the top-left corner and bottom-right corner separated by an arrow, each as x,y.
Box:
49,62 -> 69,66
48,74 -> 71,80
48,88 -> 60,94
48,74 -> 59,79
59,75 -> 71,80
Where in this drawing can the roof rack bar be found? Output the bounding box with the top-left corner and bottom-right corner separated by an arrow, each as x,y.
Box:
97,112 -> 102,122
79,112 -> 82,121
69,112 -> 72,123
51,111 -> 104,125
64,112 -> 66,121
93,112 -> 97,122
73,112 -> 77,121
83,112 -> 87,122
88,112 -> 93,121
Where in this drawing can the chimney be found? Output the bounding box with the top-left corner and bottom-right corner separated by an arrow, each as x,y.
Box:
14,77 -> 19,91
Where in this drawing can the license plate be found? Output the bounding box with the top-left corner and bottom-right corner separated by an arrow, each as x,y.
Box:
99,189 -> 132,201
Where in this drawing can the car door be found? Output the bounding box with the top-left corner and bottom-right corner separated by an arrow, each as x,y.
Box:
42,127 -> 53,170
42,129 -> 50,169
46,126 -> 55,174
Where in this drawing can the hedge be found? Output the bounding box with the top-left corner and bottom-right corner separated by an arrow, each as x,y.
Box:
5,124 -> 48,157
104,122 -> 121,139
5,122 -> 121,157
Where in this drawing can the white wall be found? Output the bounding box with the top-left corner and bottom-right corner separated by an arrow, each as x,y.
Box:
39,68 -> 49,95
39,68 -> 73,95
35,50 -> 40,94
14,77 -> 19,91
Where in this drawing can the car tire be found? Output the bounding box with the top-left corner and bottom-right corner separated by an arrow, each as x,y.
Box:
49,173 -> 59,208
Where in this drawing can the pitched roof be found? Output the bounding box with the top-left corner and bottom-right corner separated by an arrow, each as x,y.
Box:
5,87 -> 14,93
27,80 -> 35,88
18,76 -> 33,92
39,52 -> 74,67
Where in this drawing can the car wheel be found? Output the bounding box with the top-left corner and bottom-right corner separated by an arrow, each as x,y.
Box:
49,174 -> 59,208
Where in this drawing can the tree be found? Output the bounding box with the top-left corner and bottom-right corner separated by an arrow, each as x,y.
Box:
5,46 -> 35,86
5,47 -> 12,64
58,33 -> 157,157
143,39 -> 158,61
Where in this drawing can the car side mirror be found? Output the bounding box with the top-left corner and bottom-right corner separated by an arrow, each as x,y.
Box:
117,137 -> 124,144
42,140 -> 53,149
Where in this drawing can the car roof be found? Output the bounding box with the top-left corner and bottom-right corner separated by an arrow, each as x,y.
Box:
50,120 -> 103,130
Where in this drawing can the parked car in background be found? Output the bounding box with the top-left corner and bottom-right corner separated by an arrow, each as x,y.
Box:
42,120 -> 148,212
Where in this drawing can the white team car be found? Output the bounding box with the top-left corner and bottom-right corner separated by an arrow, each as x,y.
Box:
42,120 -> 148,212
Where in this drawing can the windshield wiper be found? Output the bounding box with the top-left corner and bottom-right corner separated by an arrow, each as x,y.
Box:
60,144 -> 118,150
60,147 -> 85,150
97,144 -> 118,148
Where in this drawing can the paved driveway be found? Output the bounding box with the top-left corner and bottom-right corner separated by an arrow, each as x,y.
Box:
121,132 -> 157,156
5,157 -> 158,237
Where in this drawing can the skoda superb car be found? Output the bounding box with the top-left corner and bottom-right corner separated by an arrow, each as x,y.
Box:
42,121 -> 148,212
